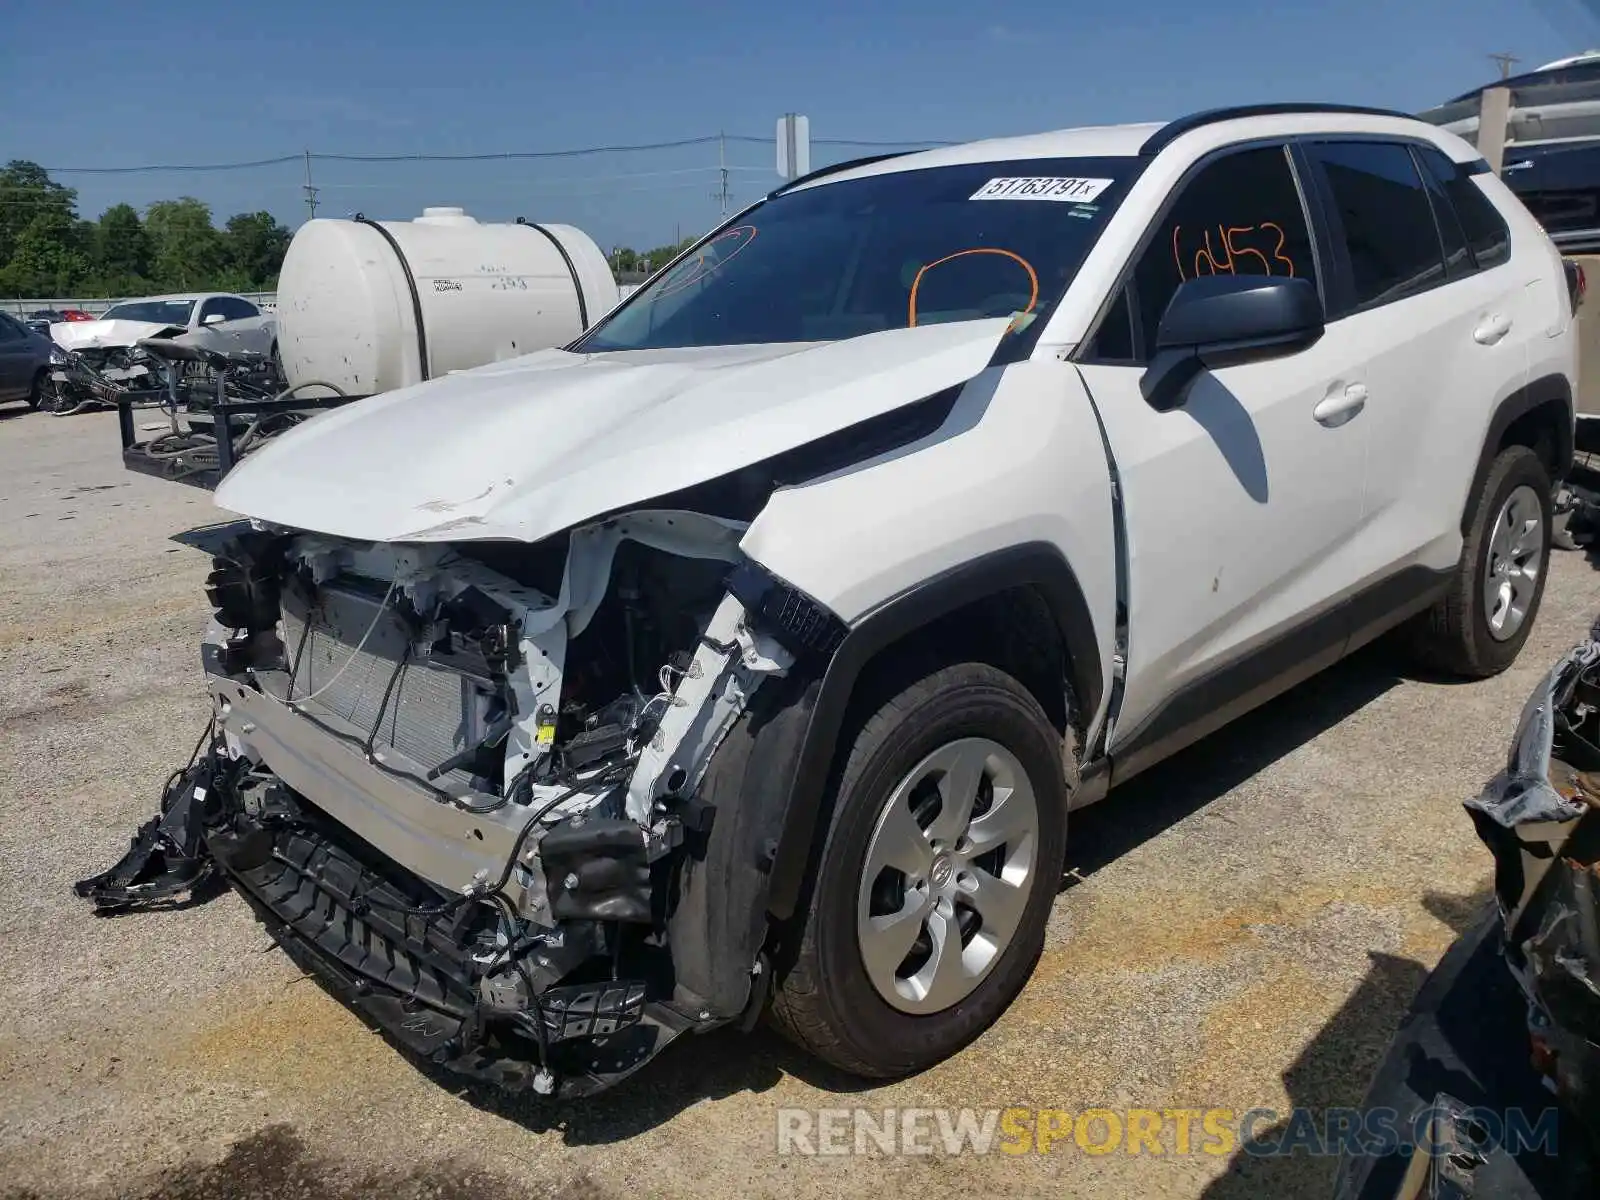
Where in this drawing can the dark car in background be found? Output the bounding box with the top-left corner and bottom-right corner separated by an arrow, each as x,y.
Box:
0,312 -> 57,407
1420,51 -> 1600,251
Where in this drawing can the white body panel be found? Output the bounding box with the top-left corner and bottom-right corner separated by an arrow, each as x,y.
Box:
214,319 -> 1012,544
1077,337 -> 1368,744
274,208 -> 619,397
1345,223 -> 1535,584
741,359 -> 1119,734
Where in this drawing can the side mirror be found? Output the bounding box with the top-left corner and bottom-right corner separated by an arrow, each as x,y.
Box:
1140,275 -> 1323,412
201,312 -> 226,326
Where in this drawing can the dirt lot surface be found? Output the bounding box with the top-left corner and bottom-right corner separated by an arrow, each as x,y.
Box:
1,407 -> 1595,1200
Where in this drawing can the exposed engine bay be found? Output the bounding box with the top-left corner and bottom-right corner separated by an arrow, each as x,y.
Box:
75,509 -> 832,1097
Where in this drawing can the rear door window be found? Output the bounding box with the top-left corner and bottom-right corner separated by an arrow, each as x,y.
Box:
1304,141 -> 1445,314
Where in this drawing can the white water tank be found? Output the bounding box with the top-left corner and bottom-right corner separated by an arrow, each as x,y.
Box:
276,206 -> 618,396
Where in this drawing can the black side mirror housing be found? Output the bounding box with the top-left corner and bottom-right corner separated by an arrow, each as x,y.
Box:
1140,275 -> 1324,412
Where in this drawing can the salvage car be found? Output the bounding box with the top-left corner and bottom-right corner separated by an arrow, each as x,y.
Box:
79,104 -> 1578,1099
46,293 -> 277,414
52,293 -> 273,360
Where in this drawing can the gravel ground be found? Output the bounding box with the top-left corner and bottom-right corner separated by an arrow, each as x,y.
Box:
0,406 -> 1595,1200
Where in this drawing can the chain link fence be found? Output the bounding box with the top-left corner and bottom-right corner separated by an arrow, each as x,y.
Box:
4,293 -> 278,319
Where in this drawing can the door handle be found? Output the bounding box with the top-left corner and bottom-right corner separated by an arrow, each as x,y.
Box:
1474,313 -> 1512,345
1313,383 -> 1367,427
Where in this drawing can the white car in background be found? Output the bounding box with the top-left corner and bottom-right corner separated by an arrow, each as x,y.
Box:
51,293 -> 276,359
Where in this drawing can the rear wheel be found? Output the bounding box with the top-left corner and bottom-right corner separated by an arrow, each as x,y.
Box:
1408,445 -> 1552,677
770,661 -> 1070,1077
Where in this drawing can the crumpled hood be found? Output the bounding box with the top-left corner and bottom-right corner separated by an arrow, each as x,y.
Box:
52,319 -> 179,351
214,319 -> 1010,543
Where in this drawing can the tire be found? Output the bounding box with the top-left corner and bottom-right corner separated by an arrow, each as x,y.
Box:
769,661 -> 1070,1078
25,368 -> 46,409
1409,445 -> 1552,678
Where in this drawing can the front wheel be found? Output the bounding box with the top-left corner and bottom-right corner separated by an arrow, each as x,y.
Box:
25,368 -> 46,409
770,661 -> 1070,1077
1408,445 -> 1552,677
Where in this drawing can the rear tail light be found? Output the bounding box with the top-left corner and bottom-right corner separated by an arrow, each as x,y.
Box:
1563,257 -> 1586,315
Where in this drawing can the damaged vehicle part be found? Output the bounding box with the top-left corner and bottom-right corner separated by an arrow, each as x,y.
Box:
1466,629 -> 1600,1151
83,513 -> 797,1095
1334,631 -> 1600,1199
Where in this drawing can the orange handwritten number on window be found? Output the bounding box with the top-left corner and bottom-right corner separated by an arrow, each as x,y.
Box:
1172,221 -> 1297,281
1224,227 -> 1270,275
1260,221 -> 1295,277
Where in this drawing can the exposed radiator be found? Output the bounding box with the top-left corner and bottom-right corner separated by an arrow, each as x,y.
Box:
268,582 -> 498,789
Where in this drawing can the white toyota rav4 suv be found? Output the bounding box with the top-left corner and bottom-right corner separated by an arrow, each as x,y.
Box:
84,104 -> 1578,1098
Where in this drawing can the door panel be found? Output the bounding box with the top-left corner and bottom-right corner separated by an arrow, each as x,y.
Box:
0,317 -> 27,400
1301,140 -> 1529,581
1080,343 -> 1367,750
1075,140 -> 1371,753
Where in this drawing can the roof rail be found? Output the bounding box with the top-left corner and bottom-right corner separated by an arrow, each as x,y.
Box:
1140,103 -> 1419,157
770,151 -> 913,196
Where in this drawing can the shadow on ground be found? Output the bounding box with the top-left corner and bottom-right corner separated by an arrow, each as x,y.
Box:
1063,639 -> 1407,887
1197,890 -> 1496,1200
0,1123 -> 607,1200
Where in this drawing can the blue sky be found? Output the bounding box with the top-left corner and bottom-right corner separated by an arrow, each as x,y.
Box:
3,0 -> 1597,250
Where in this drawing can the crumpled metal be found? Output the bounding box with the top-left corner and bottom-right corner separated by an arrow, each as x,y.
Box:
1467,636 -> 1600,829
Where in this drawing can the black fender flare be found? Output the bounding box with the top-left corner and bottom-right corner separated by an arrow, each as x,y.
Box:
664,542 -> 1102,1020
763,542 -> 1102,924
1461,372 -> 1574,535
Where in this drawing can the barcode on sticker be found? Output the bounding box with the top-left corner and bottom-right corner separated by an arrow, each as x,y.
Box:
970,177 -> 1112,202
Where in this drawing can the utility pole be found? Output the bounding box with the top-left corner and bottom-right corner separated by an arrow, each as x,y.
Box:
1489,52 -> 1520,80
302,149 -> 320,221
712,131 -> 731,217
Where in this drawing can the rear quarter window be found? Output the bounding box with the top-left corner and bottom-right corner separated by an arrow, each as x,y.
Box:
1420,148 -> 1511,271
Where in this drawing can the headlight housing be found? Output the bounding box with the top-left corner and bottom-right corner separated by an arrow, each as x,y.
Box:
48,345 -> 70,365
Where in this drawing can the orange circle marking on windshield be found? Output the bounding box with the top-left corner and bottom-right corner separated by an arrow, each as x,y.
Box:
655,225 -> 759,297
908,248 -> 1039,328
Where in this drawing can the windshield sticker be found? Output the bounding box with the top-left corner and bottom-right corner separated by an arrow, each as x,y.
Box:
970,177 -> 1113,203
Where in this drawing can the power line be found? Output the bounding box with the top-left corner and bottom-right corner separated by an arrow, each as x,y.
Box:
38,134 -> 958,176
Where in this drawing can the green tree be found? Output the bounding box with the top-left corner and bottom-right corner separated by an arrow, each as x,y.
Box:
0,160 -> 78,271
145,197 -> 222,290
95,203 -> 152,285
221,211 -> 291,288
641,238 -> 697,271
0,210 -> 90,295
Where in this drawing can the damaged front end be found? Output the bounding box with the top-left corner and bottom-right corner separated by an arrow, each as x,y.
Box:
78,511 -> 838,1097
1466,628 -> 1600,1148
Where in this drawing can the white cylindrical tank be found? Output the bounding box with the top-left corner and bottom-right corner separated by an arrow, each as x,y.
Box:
275,206 -> 619,396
